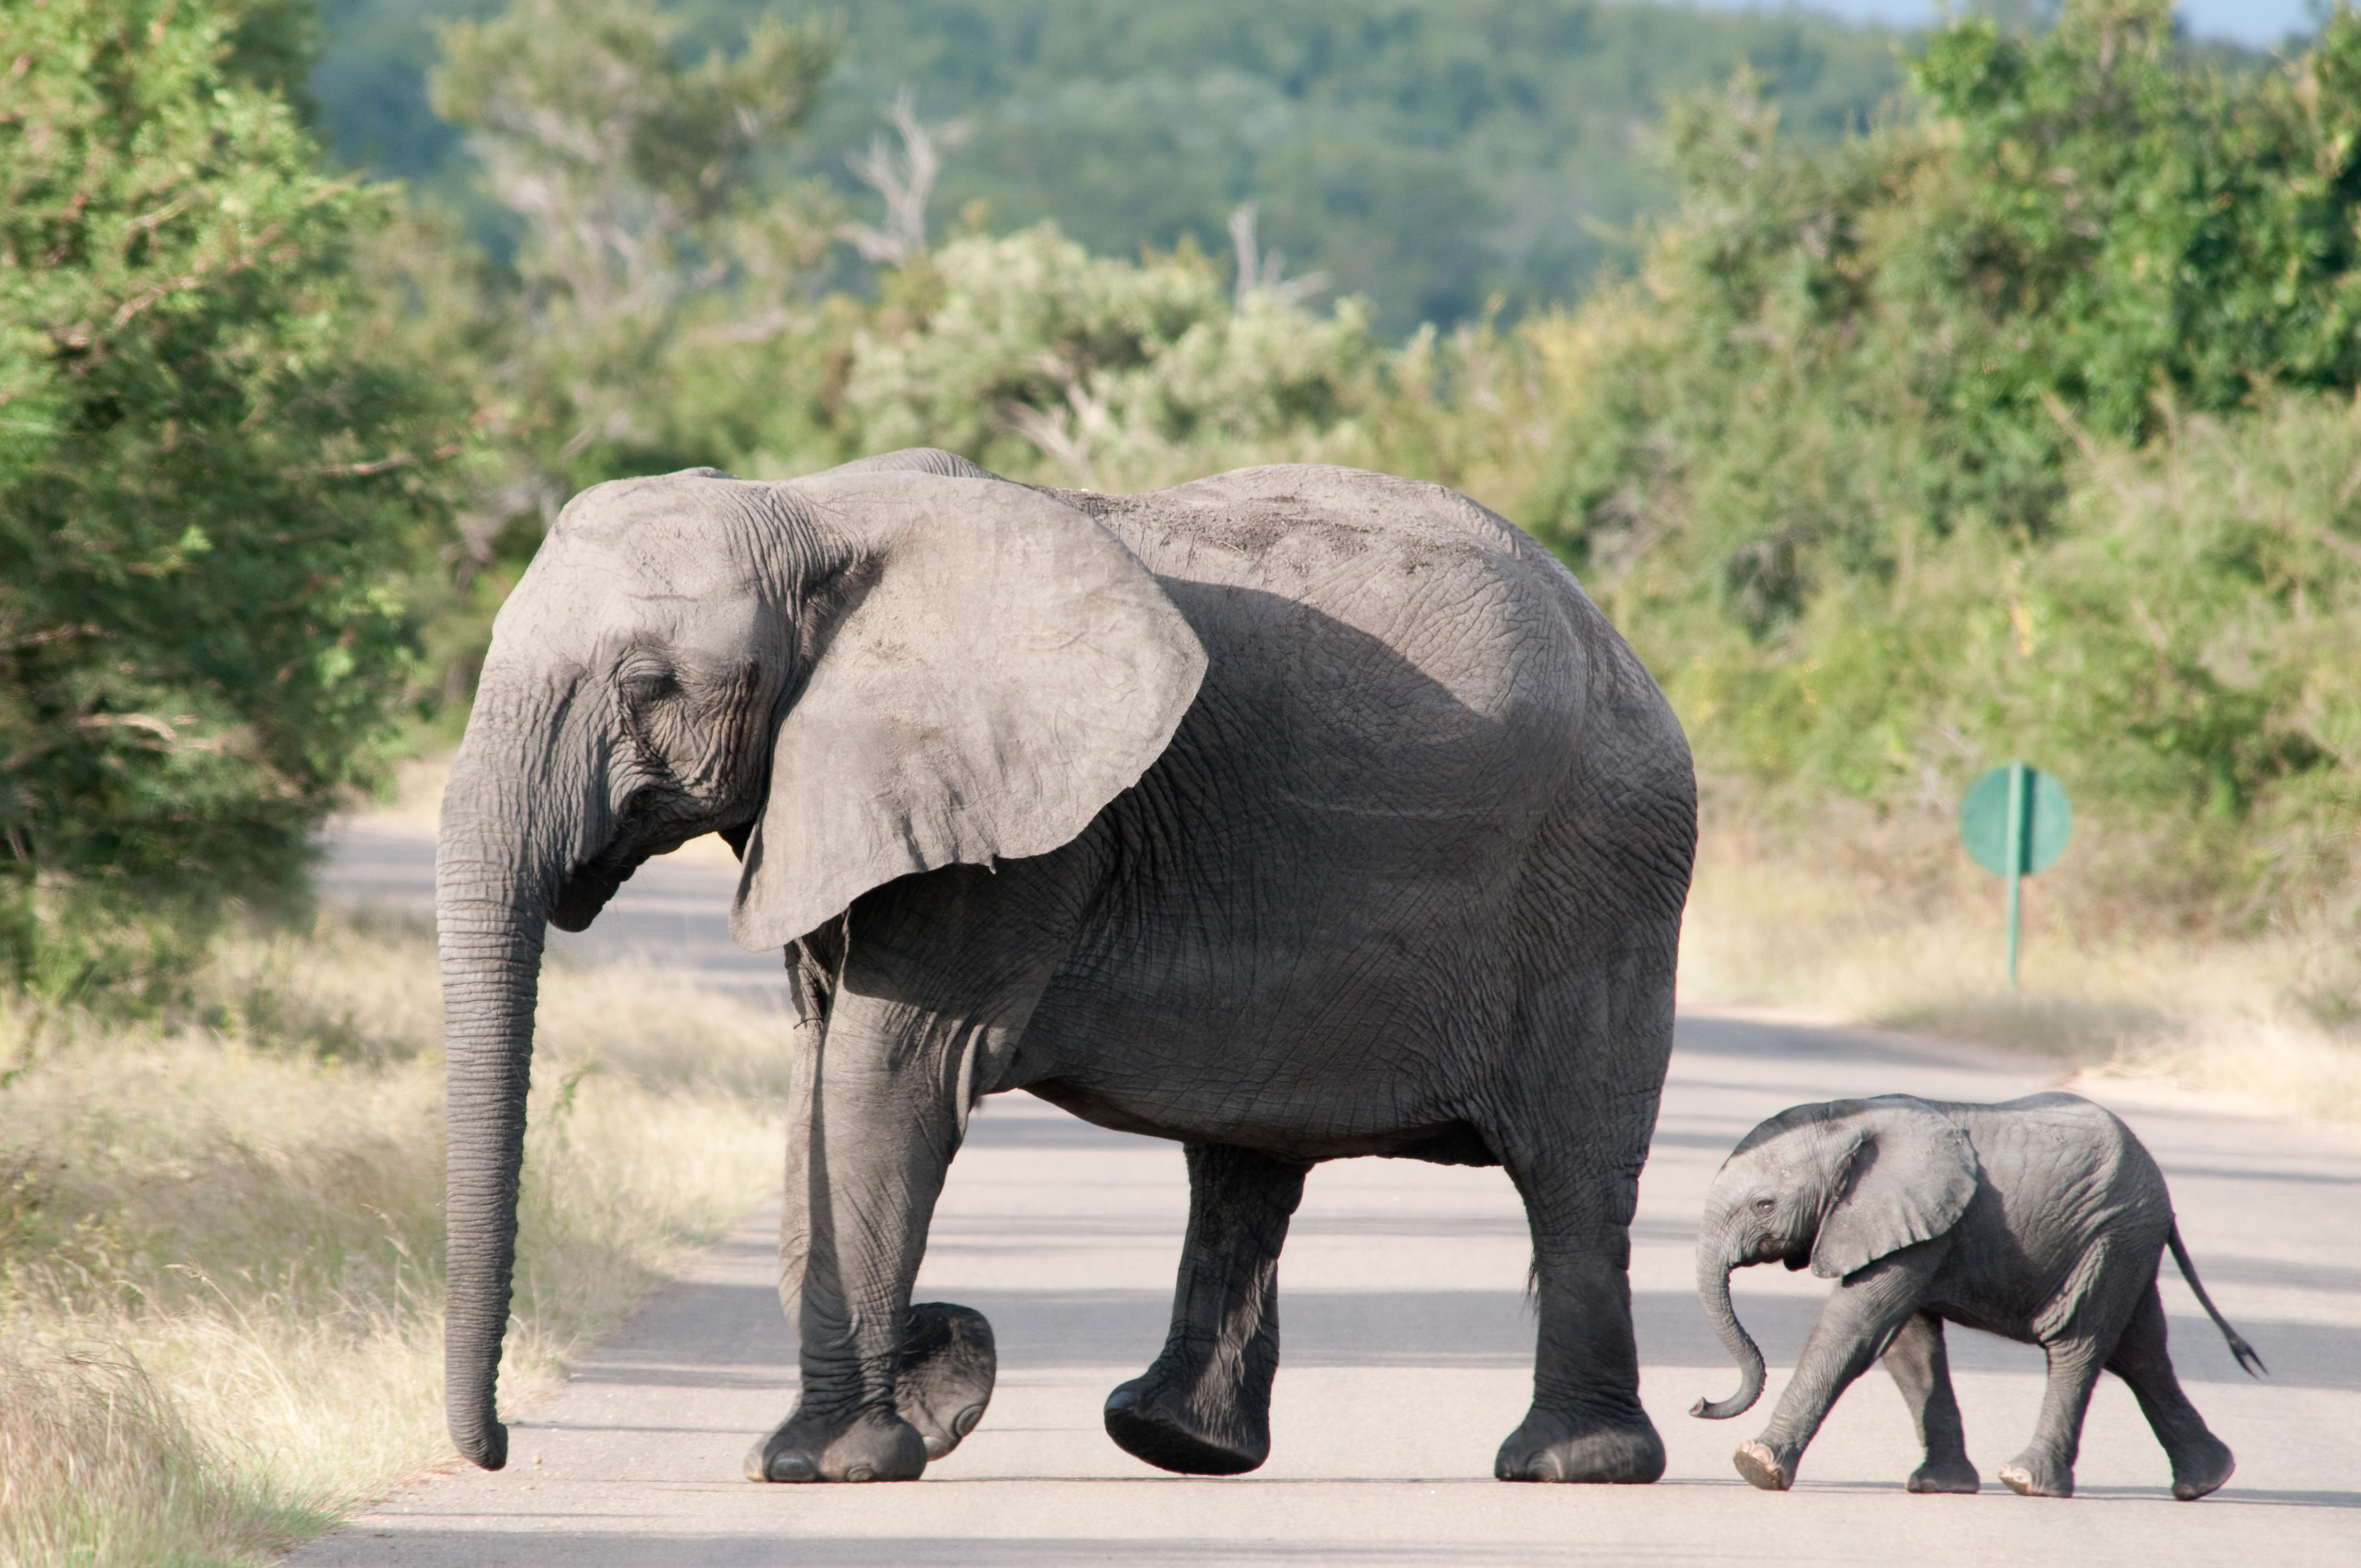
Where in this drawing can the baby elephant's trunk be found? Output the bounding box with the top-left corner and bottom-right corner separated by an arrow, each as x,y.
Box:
1692,1220 -> 1766,1421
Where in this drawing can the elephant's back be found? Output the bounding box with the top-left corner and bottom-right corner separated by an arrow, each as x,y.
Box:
1054,465 -> 1601,743
1948,1095 -> 2173,1338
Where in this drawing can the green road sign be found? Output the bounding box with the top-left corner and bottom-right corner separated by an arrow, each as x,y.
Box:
1959,765 -> 2072,876
1959,762 -> 2071,990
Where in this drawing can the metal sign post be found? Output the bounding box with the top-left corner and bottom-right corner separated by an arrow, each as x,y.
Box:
1958,762 -> 2072,989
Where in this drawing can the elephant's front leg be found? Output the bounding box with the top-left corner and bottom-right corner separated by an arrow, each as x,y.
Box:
746,995 -> 998,1484
1883,1311 -> 1979,1493
1105,1143 -> 1308,1474
762,1022 -> 996,1477
1737,1244 -> 1944,1491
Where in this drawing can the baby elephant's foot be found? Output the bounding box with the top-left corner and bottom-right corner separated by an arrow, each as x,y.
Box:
895,1303 -> 996,1460
1998,1450 -> 2073,1498
1906,1455 -> 1982,1494
743,1406 -> 927,1484
1732,1439 -> 1795,1491
1104,1371 -> 1269,1476
1495,1405 -> 1665,1484
2169,1435 -> 2234,1502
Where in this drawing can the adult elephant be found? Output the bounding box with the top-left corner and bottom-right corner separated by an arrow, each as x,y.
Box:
436,449 -> 1696,1486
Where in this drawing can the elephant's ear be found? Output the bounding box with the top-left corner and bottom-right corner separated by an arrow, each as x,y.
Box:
1811,1100 -> 1980,1280
729,472 -> 1206,950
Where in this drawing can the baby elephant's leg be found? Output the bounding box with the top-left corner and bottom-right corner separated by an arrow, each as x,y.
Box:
2106,1282 -> 2235,1501
1999,1336 -> 2106,1498
1737,1250 -> 1936,1491
1884,1312 -> 1978,1493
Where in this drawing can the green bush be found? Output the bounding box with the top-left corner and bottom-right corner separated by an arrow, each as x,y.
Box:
840,225 -> 1380,489
2020,396 -> 2361,914
1478,0 -> 2361,926
0,0 -> 459,1000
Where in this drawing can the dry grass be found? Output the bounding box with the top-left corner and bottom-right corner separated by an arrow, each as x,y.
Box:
0,916 -> 791,1567
1679,810 -> 2361,1124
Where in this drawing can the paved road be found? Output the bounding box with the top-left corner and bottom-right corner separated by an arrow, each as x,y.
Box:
296,822 -> 2361,1565
324,819 -> 791,997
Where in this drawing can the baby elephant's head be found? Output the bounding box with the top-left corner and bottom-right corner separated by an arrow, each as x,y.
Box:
1690,1096 -> 1980,1421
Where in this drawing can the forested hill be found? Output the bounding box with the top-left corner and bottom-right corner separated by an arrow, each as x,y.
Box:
313,0 -> 1905,331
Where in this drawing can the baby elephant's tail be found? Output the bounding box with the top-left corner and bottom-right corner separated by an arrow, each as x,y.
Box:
2169,1222 -> 2267,1378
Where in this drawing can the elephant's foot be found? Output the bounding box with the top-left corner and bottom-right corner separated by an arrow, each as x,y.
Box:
1103,1371 -> 1269,1476
1732,1439 -> 1794,1491
1996,1450 -> 2073,1498
2168,1435 -> 2234,1502
1494,1405 -> 1665,1484
894,1302 -> 997,1460
1906,1455 -> 1982,1494
743,1406 -> 928,1484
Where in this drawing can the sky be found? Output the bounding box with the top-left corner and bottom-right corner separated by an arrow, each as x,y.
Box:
1685,2 -> 2324,50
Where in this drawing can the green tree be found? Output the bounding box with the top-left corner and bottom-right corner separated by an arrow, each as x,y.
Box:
0,0 -> 460,998
843,225 -> 1379,491
312,0 -> 1912,336
392,0 -> 840,703
1487,0 -> 2361,917
427,0 -> 838,503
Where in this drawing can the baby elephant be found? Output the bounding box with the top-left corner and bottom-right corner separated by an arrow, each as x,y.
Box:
1693,1092 -> 2262,1500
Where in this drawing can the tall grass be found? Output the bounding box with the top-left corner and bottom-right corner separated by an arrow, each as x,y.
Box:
0,917 -> 791,1567
1679,808 -> 2361,1124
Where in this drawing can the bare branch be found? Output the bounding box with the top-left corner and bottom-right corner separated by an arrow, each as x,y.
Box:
1228,201 -> 1328,310
1001,380 -> 1116,490
840,87 -> 971,265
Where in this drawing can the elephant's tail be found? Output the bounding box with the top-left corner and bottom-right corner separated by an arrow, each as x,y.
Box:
2167,1221 -> 2266,1378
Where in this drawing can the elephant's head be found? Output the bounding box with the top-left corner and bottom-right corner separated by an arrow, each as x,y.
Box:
434,450 -> 1206,1469
1689,1096 -> 1979,1421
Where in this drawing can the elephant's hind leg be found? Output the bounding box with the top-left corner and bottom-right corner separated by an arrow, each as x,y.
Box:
1998,1337 -> 2105,1498
896,1303 -> 997,1460
2106,1282 -> 2234,1501
1491,1142 -> 1668,1485
1105,1143 -> 1307,1476
1884,1312 -> 1979,1493
1490,774 -> 1686,1486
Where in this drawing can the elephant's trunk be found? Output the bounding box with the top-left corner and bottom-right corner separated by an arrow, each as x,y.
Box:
1690,1204 -> 1766,1421
435,686 -> 585,1471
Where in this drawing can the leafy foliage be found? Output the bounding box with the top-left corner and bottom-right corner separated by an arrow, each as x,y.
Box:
425,0 -> 836,492
841,227 -> 1380,489
0,0 -> 458,998
1481,0 -> 2361,921
315,0 -> 1910,334
364,0 -> 840,707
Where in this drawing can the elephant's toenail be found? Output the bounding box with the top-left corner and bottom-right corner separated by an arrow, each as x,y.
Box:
952,1403 -> 984,1439
1104,1388 -> 1137,1414
842,1465 -> 876,1483
767,1452 -> 817,1482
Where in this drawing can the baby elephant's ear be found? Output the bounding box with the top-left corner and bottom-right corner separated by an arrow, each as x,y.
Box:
1811,1101 -> 1980,1280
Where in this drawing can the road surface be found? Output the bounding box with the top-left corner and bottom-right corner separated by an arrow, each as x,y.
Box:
294,820 -> 2361,1565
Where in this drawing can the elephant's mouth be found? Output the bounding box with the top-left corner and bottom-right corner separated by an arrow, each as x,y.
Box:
551,855 -> 633,932
548,800 -> 754,933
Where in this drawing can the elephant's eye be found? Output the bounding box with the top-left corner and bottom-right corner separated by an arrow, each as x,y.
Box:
619,664 -> 679,708
1753,1196 -> 1775,1212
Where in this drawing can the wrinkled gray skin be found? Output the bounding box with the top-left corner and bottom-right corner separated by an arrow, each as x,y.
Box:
436,449 -> 1696,1487
1694,1092 -> 2263,1500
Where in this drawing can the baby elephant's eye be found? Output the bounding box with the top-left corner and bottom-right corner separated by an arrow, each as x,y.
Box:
1753,1196 -> 1776,1212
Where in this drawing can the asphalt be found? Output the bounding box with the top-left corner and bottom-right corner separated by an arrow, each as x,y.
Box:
294,820 -> 2361,1565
